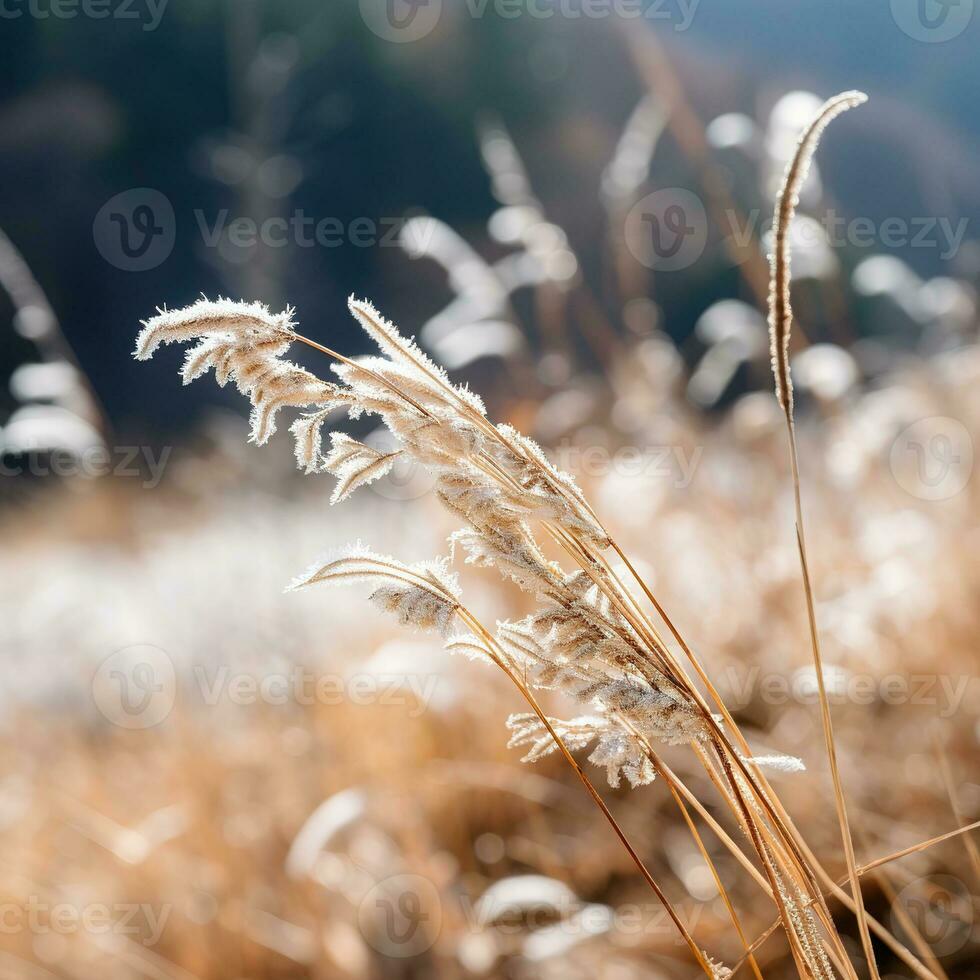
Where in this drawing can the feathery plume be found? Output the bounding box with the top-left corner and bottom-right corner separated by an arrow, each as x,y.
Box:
321,433 -> 402,504
136,297 -> 340,444
286,544 -> 460,637
134,296 -> 296,361
768,91 -> 866,415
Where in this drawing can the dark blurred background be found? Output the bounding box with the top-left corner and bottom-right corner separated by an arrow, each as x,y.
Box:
1,0 -> 979,441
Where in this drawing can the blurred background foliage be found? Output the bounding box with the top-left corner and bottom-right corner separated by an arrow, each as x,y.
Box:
2,0 -> 979,435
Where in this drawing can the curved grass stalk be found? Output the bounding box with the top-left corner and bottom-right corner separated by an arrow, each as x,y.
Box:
766,89 -> 880,980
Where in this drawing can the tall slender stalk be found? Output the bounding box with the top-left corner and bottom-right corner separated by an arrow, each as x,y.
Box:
766,90 -> 881,980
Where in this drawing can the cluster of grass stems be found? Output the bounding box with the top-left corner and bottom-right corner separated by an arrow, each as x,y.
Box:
131,93 -> 979,980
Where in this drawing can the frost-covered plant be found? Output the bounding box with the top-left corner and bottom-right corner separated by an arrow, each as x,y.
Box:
135,293 -> 711,792
136,293 -> 742,977
135,93 -> 943,980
